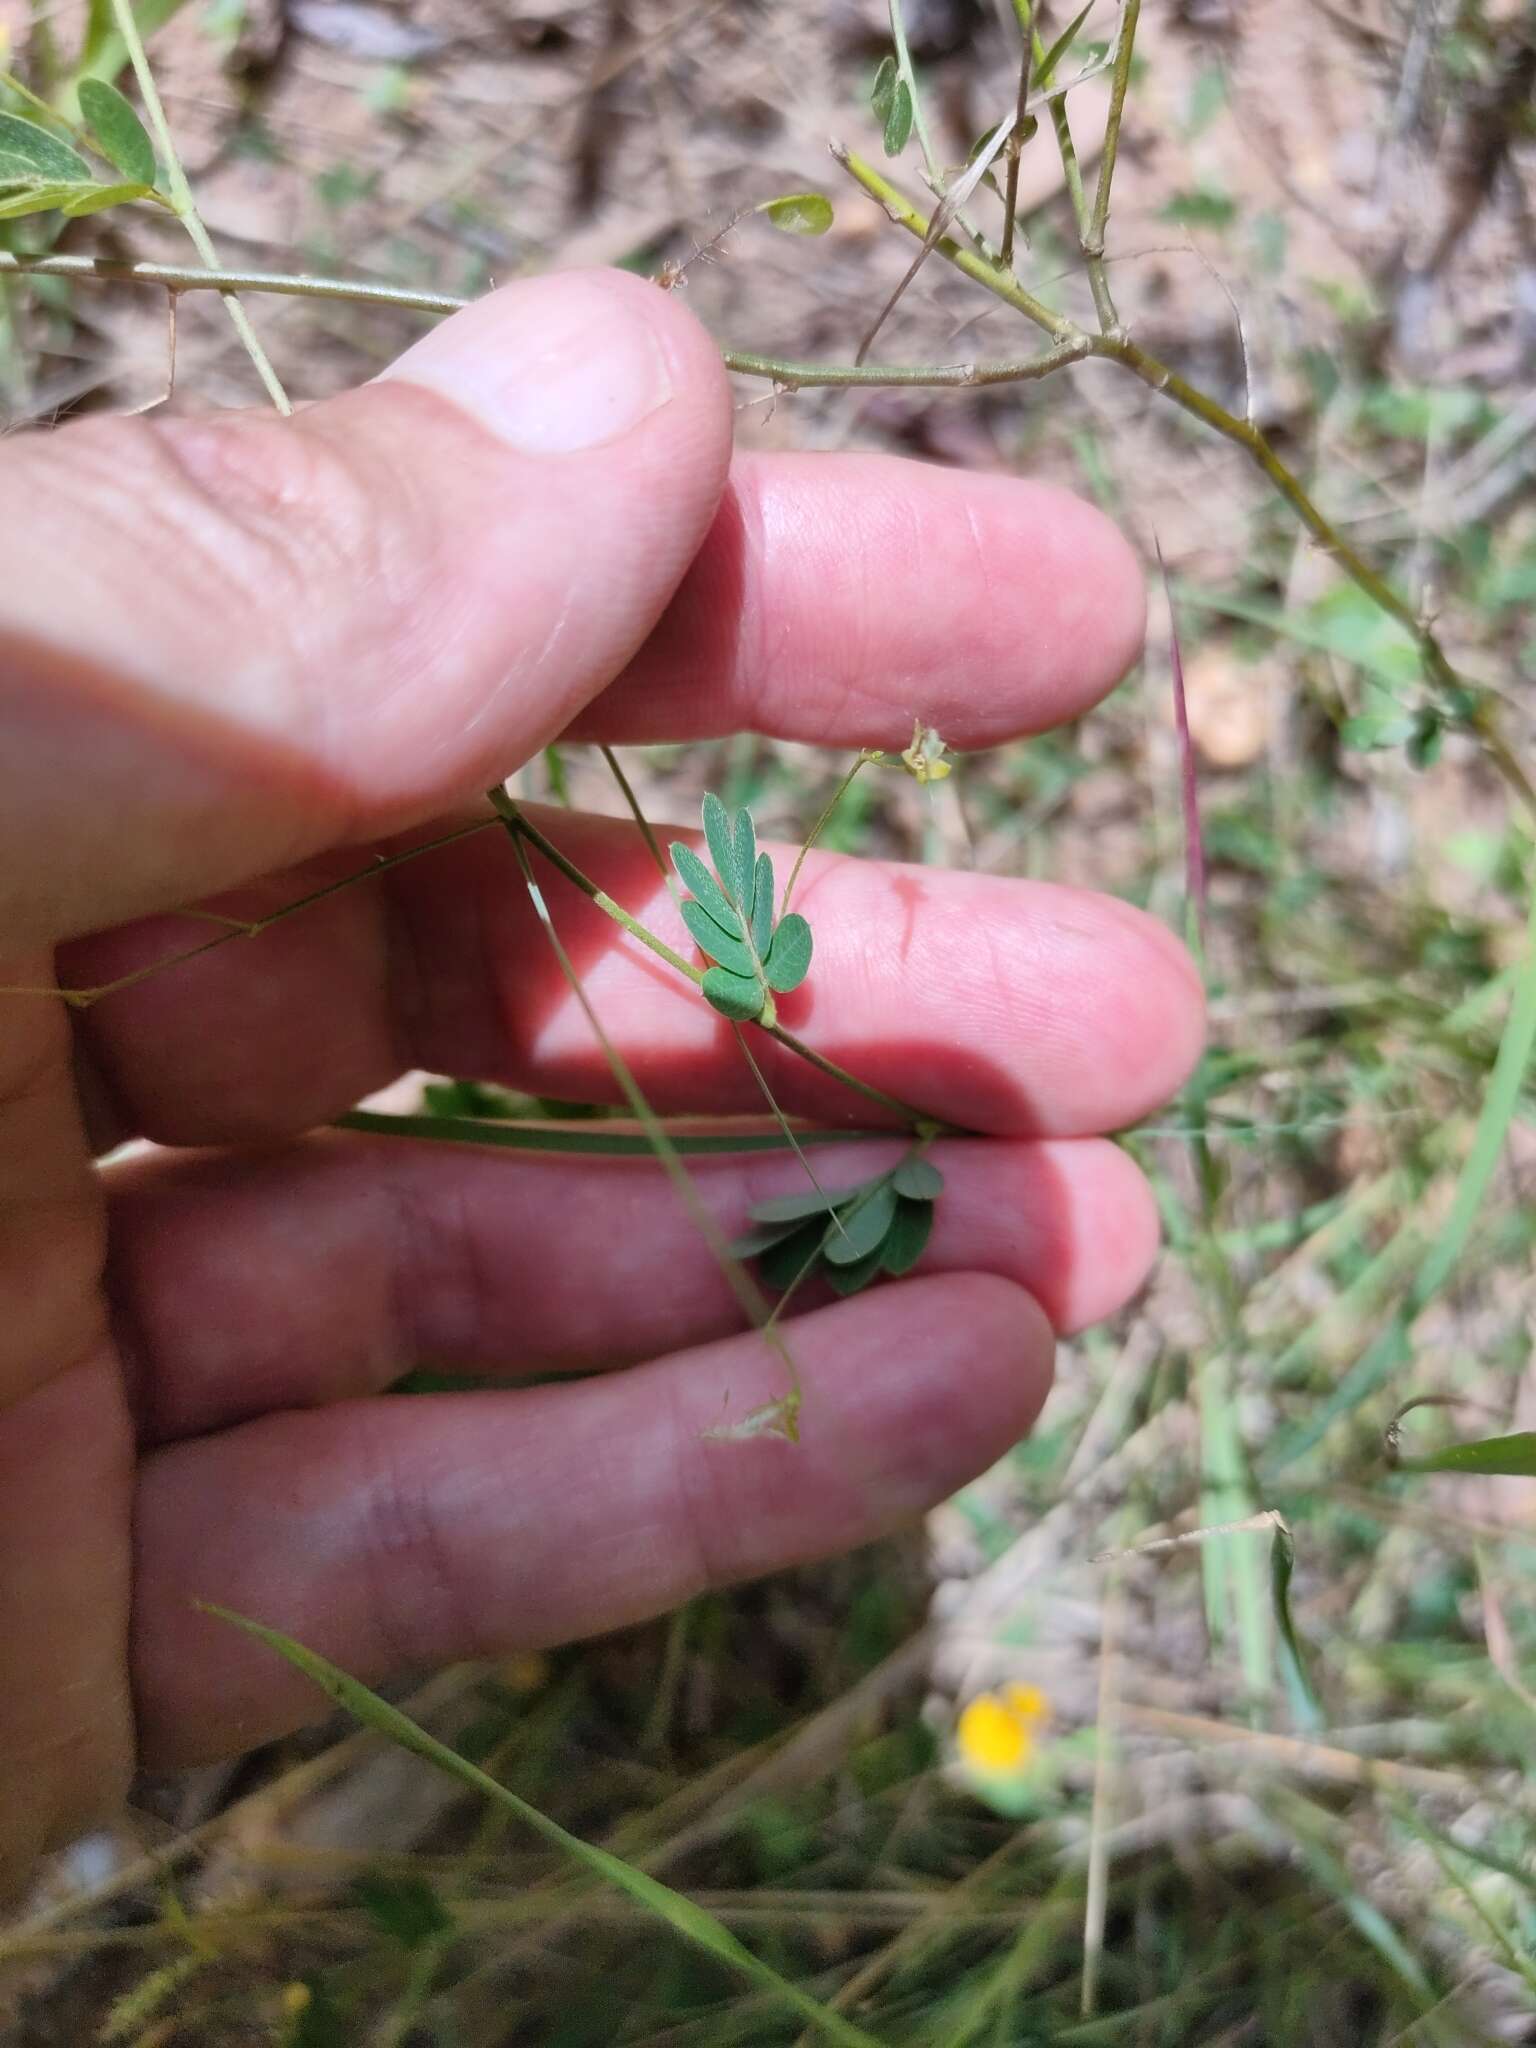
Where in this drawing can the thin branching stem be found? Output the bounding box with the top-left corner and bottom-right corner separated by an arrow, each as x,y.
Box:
490,788 -> 939,1127
1088,0 -> 1140,291
107,0 -> 291,413
1000,13 -> 1034,271
887,0 -> 942,189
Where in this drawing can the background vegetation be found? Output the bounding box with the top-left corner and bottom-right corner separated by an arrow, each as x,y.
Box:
4,0 -> 1536,2040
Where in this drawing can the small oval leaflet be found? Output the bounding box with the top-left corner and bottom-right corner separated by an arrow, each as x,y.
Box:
0,112 -> 92,183
760,192 -> 833,236
78,79 -> 157,186
893,1156 -> 945,1200
823,1179 -> 898,1265
765,912 -> 812,994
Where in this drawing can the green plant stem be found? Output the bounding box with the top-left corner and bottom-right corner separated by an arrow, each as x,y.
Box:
782,754 -> 877,913
1088,0 -> 1140,292
490,787 -> 704,985
999,11 -> 1034,271
491,787 -> 939,1128
835,145 -> 1076,340
600,745 -> 672,881
106,0 -> 291,412
336,1110 -> 899,1155
1010,0 -> 1120,330
0,249 -> 469,311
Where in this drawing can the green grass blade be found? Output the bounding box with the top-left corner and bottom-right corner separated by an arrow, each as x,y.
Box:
335,1109 -> 892,1155
1270,1521 -> 1323,1732
1394,1429 -> 1536,1476
204,1609 -> 883,2048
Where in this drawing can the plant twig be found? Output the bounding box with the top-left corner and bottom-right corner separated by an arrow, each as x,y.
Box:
106,0 -> 291,413
1000,8 -> 1035,271
1085,0 -> 1140,321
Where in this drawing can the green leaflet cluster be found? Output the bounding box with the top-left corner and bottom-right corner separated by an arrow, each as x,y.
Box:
671,794 -> 813,1027
0,86 -> 170,222
730,1155 -> 944,1297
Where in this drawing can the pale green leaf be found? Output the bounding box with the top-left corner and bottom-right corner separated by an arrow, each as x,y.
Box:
1036,0 -> 1096,90
681,897 -> 754,977
702,965 -> 763,1021
732,807 -> 758,923
205,1608 -> 880,2048
0,113 -> 91,181
759,192 -> 834,236
765,911 -> 813,993
893,1156 -> 945,1200
871,53 -> 898,123
61,179 -> 155,216
752,851 -> 774,960
78,78 -> 156,184
823,1178 -> 898,1264
728,1217 -> 810,1259
702,792 -> 736,899
669,841 -> 735,933
882,77 -> 913,155
0,179 -> 103,219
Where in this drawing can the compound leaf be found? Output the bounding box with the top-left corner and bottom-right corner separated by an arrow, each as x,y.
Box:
765,912 -> 813,993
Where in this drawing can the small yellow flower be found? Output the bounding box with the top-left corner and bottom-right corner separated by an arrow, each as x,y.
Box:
956,1684 -> 1051,1776
280,1983 -> 312,2018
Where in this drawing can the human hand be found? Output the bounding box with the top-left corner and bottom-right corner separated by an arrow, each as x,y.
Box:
0,269 -> 1202,1886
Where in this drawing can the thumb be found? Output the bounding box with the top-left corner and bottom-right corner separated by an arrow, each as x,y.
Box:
1,269 -> 731,944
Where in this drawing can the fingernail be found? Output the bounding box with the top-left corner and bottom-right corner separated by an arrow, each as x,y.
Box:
380,274 -> 674,455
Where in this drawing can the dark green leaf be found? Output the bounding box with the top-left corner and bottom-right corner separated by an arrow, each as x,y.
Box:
880,1195 -> 934,1275
669,841 -> 735,933
825,1247 -> 885,1295
893,1156 -> 945,1200
78,79 -> 156,185
0,180 -> 102,219
732,808 -> 758,922
749,1183 -> 864,1225
60,179 -> 154,216
1036,1 -> 1096,90
882,78 -> 913,156
1396,1430 -> 1536,1477
760,192 -> 834,236
752,851 -> 774,960
765,912 -> 813,993
758,1221 -> 827,1292
702,966 -> 763,1021
681,897 -> 755,977
1407,711 -> 1444,770
0,113 -> 91,182
702,792 -> 736,899
823,1178 -> 898,1265
352,1871 -> 451,1949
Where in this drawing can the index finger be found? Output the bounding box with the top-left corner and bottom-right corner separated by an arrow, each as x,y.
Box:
574,452 -> 1145,749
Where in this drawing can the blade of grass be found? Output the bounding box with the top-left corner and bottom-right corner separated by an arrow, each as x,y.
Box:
203,1608 -> 884,2048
